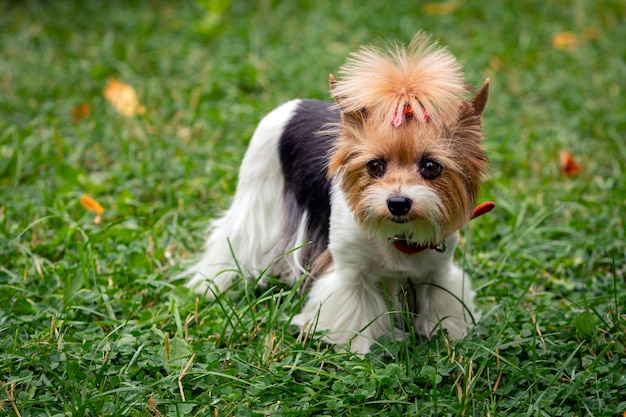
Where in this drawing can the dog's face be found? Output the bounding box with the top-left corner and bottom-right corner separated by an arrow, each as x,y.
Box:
328,81 -> 490,248
325,33 -> 490,248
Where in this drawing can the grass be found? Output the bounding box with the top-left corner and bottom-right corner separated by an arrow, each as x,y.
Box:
1,0 -> 625,416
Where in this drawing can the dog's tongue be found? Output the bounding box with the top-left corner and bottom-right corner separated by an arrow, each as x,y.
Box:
392,239 -> 437,254
471,201 -> 495,220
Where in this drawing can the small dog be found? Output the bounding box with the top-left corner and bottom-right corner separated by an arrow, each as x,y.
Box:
186,32 -> 493,354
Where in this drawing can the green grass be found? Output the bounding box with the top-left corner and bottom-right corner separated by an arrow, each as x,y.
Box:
1,0 -> 625,416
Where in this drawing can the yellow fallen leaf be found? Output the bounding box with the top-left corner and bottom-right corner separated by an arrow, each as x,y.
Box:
80,194 -> 105,224
424,1 -> 459,15
552,32 -> 579,50
103,78 -> 146,117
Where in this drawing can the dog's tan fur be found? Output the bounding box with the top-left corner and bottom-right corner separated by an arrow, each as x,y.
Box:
327,32 -> 490,243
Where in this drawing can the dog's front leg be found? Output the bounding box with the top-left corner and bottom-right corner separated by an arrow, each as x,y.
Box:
293,268 -> 397,354
411,263 -> 477,340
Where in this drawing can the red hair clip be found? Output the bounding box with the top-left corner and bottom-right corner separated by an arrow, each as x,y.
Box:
391,102 -> 429,127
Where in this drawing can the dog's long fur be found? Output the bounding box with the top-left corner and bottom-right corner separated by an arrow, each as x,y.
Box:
186,32 -> 490,354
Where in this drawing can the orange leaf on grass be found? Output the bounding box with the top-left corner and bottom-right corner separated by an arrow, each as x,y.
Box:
103,78 -> 146,117
559,149 -> 581,177
71,102 -> 91,123
80,194 -> 105,224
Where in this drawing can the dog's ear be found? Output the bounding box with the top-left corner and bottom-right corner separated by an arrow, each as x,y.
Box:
329,73 -> 368,127
471,78 -> 490,118
329,73 -> 338,92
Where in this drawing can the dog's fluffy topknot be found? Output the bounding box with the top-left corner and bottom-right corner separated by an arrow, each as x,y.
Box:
330,32 -> 466,127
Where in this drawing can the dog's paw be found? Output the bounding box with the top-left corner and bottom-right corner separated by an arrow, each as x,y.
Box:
185,269 -> 240,299
413,316 -> 438,339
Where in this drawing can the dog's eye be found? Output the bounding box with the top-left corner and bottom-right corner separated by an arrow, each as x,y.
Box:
419,159 -> 443,179
366,160 -> 385,178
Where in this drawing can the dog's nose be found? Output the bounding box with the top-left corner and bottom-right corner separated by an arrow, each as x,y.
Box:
387,196 -> 412,216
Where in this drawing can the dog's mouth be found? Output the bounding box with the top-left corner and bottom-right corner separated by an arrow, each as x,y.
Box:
389,236 -> 446,254
390,216 -> 411,224
385,202 -> 496,255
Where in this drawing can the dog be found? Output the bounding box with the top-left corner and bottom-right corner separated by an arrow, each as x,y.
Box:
186,32 -> 493,354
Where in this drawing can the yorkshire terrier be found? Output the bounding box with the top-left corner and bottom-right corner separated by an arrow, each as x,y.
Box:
186,32 -> 493,354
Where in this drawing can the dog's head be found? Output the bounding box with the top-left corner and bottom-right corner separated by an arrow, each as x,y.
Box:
327,32 -> 490,250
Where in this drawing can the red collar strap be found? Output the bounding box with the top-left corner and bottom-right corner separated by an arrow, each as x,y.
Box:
391,201 -> 495,255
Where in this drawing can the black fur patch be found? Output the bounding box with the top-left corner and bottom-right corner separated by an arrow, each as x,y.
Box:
278,100 -> 339,270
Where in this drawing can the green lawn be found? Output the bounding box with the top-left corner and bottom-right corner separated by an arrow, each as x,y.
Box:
1,1 -> 625,416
